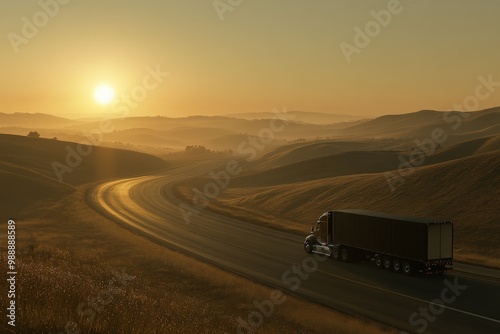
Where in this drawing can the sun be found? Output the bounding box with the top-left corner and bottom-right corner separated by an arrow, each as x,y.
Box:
94,84 -> 116,105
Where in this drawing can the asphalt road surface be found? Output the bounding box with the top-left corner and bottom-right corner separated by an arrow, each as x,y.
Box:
88,164 -> 500,334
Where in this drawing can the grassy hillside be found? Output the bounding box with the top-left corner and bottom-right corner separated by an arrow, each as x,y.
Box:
0,134 -> 167,216
478,134 -> 500,153
0,162 -> 73,215
183,150 -> 500,264
419,134 -> 500,165
3,189 -> 392,334
342,107 -> 500,143
0,112 -> 80,128
232,151 -> 403,187
247,138 -> 400,170
235,135 -> 500,189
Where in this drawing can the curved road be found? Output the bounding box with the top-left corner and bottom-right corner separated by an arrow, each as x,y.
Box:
89,164 -> 500,334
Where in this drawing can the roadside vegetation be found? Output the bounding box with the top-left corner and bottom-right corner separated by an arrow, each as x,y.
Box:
174,149 -> 500,270
4,187 -> 394,334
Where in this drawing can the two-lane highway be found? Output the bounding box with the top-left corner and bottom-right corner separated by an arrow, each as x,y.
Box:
89,164 -> 500,334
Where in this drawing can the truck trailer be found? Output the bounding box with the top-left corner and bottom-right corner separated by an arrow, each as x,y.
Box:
303,210 -> 453,274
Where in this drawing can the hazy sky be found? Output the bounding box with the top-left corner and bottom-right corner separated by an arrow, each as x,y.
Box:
1,0 -> 499,118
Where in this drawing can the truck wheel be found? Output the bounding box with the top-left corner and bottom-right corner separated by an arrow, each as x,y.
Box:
340,247 -> 350,262
375,256 -> 383,268
332,247 -> 340,261
393,258 -> 401,272
383,257 -> 392,270
402,261 -> 413,275
304,241 -> 313,254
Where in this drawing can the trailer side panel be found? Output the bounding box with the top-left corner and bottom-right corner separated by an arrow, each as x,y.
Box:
428,224 -> 441,260
332,211 -> 448,261
440,223 -> 453,259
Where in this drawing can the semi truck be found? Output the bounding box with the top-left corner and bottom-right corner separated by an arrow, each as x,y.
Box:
304,210 -> 453,275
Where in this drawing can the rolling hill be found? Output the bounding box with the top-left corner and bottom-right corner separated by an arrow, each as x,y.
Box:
0,134 -> 167,216
341,107 -> 500,144
215,150 -> 500,260
234,134 -> 500,188
232,151 -> 403,187
0,112 -> 80,128
0,112 -> 374,153
245,138 -> 402,170
416,134 -> 500,165
225,110 -> 367,125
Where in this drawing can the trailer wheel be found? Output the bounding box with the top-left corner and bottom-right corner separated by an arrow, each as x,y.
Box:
304,241 -> 313,254
383,257 -> 392,270
375,256 -> 383,268
402,261 -> 413,275
340,247 -> 350,262
332,247 -> 340,261
392,258 -> 401,272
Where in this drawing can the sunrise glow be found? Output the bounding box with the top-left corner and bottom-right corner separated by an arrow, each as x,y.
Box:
94,84 -> 116,105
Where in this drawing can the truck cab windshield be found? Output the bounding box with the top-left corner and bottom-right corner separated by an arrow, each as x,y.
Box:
315,214 -> 328,244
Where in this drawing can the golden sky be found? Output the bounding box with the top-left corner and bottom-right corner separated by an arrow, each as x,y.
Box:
1,0 -> 499,118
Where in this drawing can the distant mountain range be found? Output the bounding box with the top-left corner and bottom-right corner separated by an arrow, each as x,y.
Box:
1,107 -> 498,152
0,112 -> 80,128
225,110 -> 367,124
340,107 -> 500,143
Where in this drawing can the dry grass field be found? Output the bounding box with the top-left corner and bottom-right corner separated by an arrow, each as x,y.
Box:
1,188 -> 394,334
2,107 -> 499,333
176,137 -> 500,268
0,133 -> 394,333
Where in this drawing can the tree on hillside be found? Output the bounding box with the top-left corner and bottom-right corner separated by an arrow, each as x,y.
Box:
184,145 -> 233,156
27,131 -> 40,138
185,145 -> 211,154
